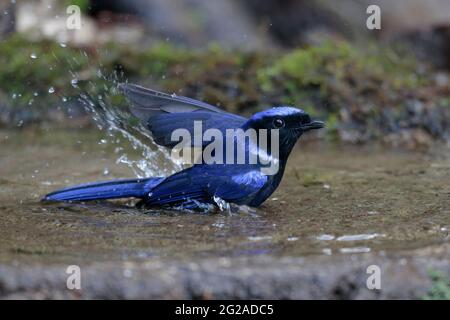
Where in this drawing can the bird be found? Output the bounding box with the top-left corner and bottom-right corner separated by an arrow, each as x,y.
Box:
43,83 -> 324,209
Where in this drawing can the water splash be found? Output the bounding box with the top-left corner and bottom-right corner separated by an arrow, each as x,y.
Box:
213,195 -> 231,212
71,79 -> 78,87
77,71 -> 182,178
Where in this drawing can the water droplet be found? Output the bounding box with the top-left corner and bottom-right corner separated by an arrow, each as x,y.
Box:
62,96 -> 67,102
59,43 -> 67,48
71,79 -> 78,87
103,168 -> 109,175
33,91 -> 39,96
30,53 -> 37,59
12,93 -> 17,99
48,87 -> 55,94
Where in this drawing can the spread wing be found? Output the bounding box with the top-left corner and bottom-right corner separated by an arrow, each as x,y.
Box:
119,83 -> 224,116
119,83 -> 247,148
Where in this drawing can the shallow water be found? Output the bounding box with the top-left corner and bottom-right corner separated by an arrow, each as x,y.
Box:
1,128 -> 449,266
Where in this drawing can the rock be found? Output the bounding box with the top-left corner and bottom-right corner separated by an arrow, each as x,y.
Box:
0,245 -> 448,299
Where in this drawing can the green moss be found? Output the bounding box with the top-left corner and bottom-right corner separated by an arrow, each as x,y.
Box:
1,35 -> 447,142
0,35 -> 87,108
258,40 -> 425,104
257,40 -> 439,141
423,269 -> 450,300
0,35 -> 193,115
65,0 -> 90,13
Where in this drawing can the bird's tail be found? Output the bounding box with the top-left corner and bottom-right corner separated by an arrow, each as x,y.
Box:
42,177 -> 164,202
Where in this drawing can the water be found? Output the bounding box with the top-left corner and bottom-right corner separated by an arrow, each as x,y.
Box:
78,90 -> 180,178
1,128 -> 449,265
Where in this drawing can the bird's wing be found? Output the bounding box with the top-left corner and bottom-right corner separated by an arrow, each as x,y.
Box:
120,82 -> 226,116
146,165 -> 267,206
119,83 -> 247,148
147,111 -> 246,148
206,168 -> 268,202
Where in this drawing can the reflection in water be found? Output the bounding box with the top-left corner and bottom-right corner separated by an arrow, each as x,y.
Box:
316,234 -> 335,241
339,247 -> 371,254
336,234 -> 385,241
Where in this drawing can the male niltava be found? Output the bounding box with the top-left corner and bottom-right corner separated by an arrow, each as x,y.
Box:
44,84 -> 324,209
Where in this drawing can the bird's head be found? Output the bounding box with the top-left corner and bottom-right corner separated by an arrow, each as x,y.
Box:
245,106 -> 324,136
243,106 -> 325,156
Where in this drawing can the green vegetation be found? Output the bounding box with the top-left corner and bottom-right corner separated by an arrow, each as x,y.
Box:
258,41 -> 424,105
0,35 -> 87,108
65,0 -> 90,13
423,269 -> 450,300
1,34 -> 448,142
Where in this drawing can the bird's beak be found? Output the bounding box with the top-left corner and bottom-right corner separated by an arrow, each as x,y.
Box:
301,120 -> 325,131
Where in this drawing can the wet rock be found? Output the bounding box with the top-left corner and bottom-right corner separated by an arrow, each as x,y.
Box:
0,247 -> 448,299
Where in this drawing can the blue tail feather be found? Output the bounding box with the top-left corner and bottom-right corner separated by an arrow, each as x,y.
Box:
43,177 -> 164,202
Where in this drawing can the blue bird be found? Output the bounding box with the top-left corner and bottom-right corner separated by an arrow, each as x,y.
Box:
43,83 -> 324,209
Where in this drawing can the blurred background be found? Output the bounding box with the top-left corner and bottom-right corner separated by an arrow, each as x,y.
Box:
0,0 -> 449,148
1,1 -> 450,300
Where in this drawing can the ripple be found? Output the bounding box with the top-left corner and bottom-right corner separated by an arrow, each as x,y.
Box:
339,247 -> 371,254
316,234 -> 335,241
336,233 -> 385,241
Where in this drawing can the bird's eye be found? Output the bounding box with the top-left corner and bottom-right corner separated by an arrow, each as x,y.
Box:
273,118 -> 285,128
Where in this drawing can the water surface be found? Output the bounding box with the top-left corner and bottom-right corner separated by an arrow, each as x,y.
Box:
1,128 -> 449,265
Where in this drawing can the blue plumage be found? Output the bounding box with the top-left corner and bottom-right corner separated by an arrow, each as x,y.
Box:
147,111 -> 246,148
43,83 -> 324,209
44,178 -> 164,202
